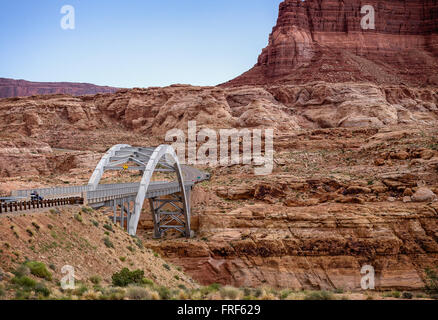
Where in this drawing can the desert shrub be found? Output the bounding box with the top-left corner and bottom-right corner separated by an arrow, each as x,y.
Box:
103,237 -> 114,248
200,283 -> 221,296
35,283 -> 51,297
391,291 -> 401,298
81,207 -> 94,214
178,289 -> 189,300
26,229 -> 34,237
112,268 -> 144,287
127,245 -> 135,252
220,286 -> 239,300
73,284 -> 88,297
133,236 -> 144,249
126,286 -> 151,300
254,288 -> 263,298
163,264 -> 171,271
31,222 -> 40,231
142,278 -> 154,286
74,213 -> 83,223
103,223 -> 114,232
49,264 -> 56,271
242,287 -> 252,297
91,220 -> 99,227
174,275 -> 180,280
25,261 -> 52,281
0,284 -> 4,297
402,292 -> 413,299
99,287 -> 126,300
89,275 -> 101,285
119,256 -> 126,262
425,268 -> 438,294
304,291 -> 334,300
280,289 -> 293,300
157,286 -> 171,300
12,276 -> 37,289
13,264 -> 30,278
15,289 -> 31,300
178,284 -> 187,291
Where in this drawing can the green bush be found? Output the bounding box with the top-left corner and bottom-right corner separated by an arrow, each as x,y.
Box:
163,264 -> 171,271
35,283 -> 51,297
280,289 -> 292,300
142,278 -> 154,286
112,268 -> 145,287
74,213 -> 83,223
133,236 -> 144,249
157,286 -> 171,300
104,237 -> 114,248
402,292 -> 413,299
25,261 -> 52,281
91,220 -> 99,227
81,207 -> 94,214
304,291 -> 334,300
89,275 -> 101,285
103,224 -> 114,232
425,268 -> 438,294
31,222 -> 40,231
12,276 -> 37,289
73,284 -> 88,296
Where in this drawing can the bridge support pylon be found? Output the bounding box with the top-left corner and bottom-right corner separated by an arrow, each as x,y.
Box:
149,186 -> 191,239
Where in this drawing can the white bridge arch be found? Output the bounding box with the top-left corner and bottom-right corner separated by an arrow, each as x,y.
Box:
88,144 -> 204,238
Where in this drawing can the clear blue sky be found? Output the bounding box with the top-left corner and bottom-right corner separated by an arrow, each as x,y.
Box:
0,0 -> 282,88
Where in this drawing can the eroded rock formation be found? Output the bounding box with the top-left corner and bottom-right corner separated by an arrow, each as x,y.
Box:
0,78 -> 119,98
224,0 -> 438,86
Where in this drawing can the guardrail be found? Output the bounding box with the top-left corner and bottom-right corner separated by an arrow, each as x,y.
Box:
11,183 -> 141,199
0,197 -> 83,214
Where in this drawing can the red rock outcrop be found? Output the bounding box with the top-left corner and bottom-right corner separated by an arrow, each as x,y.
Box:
224,0 -> 438,87
0,78 -> 119,98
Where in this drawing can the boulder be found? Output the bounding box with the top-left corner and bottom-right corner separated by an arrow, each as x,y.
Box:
412,188 -> 437,202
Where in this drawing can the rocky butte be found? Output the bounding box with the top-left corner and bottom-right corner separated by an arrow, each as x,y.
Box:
223,0 -> 438,86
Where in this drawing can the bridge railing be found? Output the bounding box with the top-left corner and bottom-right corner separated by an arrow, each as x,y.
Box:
87,186 -> 140,201
11,182 -> 141,199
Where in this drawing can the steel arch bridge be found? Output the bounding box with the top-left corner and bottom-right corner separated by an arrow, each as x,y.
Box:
11,144 -> 210,239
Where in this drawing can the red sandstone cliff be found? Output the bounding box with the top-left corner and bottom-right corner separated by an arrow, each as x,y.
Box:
224,0 -> 438,87
0,78 -> 120,98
